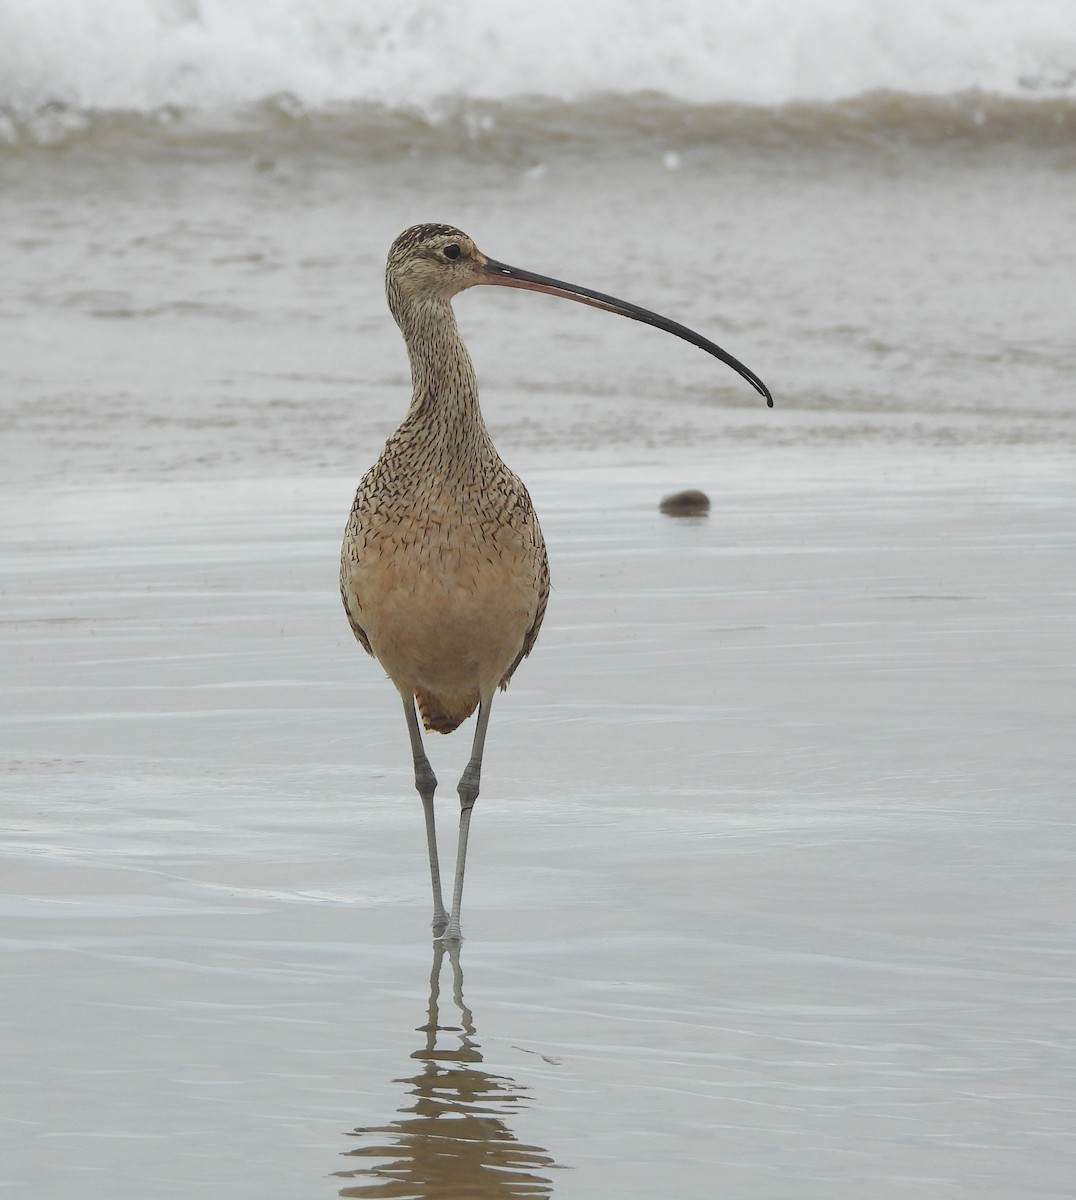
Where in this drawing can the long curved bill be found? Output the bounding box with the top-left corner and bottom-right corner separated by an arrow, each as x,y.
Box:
479,257 -> 773,407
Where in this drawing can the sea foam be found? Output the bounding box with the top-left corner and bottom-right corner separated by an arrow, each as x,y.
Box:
2,0 -> 1074,116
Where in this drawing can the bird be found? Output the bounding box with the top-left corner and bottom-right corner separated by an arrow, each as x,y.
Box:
340,223 -> 772,941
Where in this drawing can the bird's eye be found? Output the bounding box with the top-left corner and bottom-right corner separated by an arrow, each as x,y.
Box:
443,244 -> 461,260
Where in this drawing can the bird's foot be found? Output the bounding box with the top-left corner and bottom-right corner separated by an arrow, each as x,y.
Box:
437,922 -> 464,944
431,910 -> 449,939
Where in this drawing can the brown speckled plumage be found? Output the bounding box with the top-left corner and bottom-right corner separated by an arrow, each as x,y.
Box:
341,225 -> 549,734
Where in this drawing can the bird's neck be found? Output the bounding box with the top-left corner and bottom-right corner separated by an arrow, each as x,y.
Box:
395,298 -> 492,459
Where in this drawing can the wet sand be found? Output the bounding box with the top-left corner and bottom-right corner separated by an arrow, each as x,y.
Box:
2,448 -> 1074,1198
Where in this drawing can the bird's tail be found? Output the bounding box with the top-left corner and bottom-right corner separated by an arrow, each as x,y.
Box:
415,688 -> 476,735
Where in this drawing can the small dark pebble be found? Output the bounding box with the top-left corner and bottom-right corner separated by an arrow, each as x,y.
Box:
659,488 -> 711,517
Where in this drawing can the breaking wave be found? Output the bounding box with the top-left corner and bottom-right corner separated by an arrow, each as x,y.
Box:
3,0 -> 1074,150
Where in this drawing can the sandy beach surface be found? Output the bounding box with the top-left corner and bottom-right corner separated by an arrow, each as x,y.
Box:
3,37 -> 1076,1197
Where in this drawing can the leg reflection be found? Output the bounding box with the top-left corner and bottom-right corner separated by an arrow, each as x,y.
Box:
335,942 -> 560,1198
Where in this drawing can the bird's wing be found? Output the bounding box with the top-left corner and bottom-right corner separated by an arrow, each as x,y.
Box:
339,583 -> 374,656
499,543 -> 549,689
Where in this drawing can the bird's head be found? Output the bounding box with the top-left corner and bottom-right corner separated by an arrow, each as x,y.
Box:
385,224 -> 489,312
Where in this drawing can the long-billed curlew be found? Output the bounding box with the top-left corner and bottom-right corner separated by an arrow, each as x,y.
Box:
341,223 -> 772,941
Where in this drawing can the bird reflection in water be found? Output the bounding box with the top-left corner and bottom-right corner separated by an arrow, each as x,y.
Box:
334,942 -> 560,1198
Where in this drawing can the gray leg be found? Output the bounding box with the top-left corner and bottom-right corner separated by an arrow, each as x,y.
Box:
442,694 -> 494,942
402,691 -> 448,935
